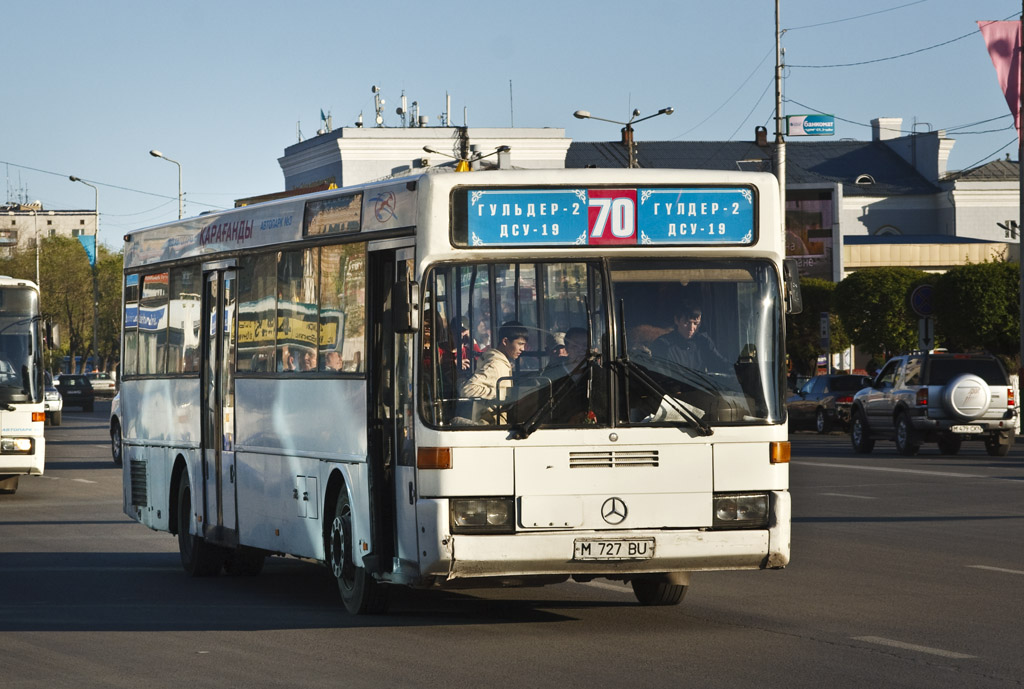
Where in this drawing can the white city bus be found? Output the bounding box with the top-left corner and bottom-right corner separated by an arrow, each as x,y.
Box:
119,168 -> 800,613
0,276 -> 47,495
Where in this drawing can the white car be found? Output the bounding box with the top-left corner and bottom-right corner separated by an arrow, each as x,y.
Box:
44,371 -> 63,426
87,371 -> 117,396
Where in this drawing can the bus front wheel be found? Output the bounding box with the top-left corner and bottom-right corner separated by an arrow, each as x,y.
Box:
176,478 -> 224,577
328,489 -> 389,615
0,475 -> 19,494
631,577 -> 687,606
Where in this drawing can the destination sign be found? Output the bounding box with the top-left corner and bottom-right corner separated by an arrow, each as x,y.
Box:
464,187 -> 754,247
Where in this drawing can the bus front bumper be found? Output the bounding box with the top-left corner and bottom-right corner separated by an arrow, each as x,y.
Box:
416,491 -> 790,582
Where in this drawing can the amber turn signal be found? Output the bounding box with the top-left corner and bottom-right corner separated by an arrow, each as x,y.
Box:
417,447 -> 452,470
770,441 -> 790,464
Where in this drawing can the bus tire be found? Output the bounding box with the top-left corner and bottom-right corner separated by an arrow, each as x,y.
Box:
51,411 -> 62,426
110,419 -> 122,466
176,478 -> 224,577
0,475 -> 19,494
631,578 -> 687,606
328,489 -> 389,615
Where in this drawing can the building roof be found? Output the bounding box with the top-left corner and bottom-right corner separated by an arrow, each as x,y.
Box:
945,156 -> 1019,182
566,139 -> 942,197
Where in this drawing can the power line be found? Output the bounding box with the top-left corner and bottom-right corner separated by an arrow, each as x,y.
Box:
785,97 -> 1012,137
0,158 -> 226,211
784,0 -> 930,32
788,13 -> 1019,69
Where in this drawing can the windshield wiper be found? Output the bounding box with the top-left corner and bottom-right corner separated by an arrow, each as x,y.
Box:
508,351 -> 600,440
612,356 -> 713,436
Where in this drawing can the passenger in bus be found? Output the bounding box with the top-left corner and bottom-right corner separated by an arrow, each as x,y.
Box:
323,350 -> 344,371
649,302 -> 729,373
541,327 -> 607,423
300,347 -> 317,371
443,318 -> 482,371
459,321 -> 528,400
279,345 -> 297,372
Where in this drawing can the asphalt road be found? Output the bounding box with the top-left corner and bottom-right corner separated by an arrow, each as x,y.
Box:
1,408 -> 1022,689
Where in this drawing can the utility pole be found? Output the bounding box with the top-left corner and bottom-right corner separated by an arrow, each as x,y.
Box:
775,0 -> 786,243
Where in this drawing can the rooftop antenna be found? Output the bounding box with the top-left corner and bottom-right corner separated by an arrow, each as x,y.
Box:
396,91 -> 408,127
509,80 -> 515,127
296,121 -> 303,142
356,111 -> 364,128
440,91 -> 451,127
372,85 -> 385,126
411,101 -> 421,127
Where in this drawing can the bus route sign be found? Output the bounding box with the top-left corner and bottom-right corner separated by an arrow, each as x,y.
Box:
465,187 -> 754,247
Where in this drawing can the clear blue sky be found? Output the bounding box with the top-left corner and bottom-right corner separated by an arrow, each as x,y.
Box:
3,0 -> 1021,245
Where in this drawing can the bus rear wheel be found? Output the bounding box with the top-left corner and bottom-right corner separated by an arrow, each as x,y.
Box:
176,478 -> 224,577
328,489 -> 389,615
631,577 -> 687,606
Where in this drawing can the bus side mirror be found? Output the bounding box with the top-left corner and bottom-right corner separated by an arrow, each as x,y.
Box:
783,259 -> 803,315
45,320 -> 58,349
394,279 -> 420,333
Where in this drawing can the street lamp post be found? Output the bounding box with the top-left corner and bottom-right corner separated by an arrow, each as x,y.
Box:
150,149 -> 183,219
69,175 -> 100,374
573,107 -> 674,168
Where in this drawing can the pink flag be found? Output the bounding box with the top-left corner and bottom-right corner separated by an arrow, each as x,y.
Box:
979,20 -> 1022,140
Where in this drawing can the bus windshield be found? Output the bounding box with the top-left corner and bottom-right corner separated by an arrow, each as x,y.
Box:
419,258 -> 784,430
0,288 -> 42,405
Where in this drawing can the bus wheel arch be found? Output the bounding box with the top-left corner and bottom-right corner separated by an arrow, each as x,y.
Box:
172,455 -> 224,577
324,470 -> 389,615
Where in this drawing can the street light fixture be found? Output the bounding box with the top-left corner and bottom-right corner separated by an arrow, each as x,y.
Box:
69,175 -> 100,374
149,149 -> 183,219
573,107 -> 674,168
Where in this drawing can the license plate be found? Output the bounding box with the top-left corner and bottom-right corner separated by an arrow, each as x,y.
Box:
573,538 -> 655,561
951,425 -> 983,434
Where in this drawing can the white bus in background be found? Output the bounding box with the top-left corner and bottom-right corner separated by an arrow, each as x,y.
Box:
0,276 -> 47,495
118,168 -> 800,613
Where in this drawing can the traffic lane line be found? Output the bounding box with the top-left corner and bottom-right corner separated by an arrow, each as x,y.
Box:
819,492 -> 877,500
853,636 -> 976,659
967,565 -> 1024,576
795,461 -> 980,479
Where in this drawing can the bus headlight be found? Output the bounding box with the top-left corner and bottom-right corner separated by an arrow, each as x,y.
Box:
450,498 -> 516,534
1,437 -> 34,454
713,493 -> 769,529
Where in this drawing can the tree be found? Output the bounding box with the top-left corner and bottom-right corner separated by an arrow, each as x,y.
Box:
934,261 -> 1019,363
786,278 -> 851,376
834,266 -> 927,358
0,237 -> 123,372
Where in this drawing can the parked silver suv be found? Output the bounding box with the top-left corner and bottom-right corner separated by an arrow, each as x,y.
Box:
850,352 -> 1016,456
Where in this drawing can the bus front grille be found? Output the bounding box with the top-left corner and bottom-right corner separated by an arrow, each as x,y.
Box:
129,459 -> 148,507
569,450 -> 659,468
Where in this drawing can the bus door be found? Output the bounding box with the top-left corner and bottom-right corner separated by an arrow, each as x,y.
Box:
201,265 -> 238,547
367,243 -> 419,578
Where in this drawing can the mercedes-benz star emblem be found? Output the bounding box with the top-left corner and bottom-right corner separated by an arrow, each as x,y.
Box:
601,497 -> 628,525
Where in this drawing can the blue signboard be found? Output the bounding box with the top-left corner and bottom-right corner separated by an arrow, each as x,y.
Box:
787,114 -> 835,137
465,187 -> 754,247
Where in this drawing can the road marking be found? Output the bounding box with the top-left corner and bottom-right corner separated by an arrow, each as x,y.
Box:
582,580 -> 631,593
70,478 -> 97,484
853,636 -> 976,659
968,564 -> 1024,576
820,492 -> 877,500
796,462 -> 976,478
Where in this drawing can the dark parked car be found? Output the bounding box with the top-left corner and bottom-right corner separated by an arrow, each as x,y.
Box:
788,374 -> 873,433
55,374 -> 95,412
